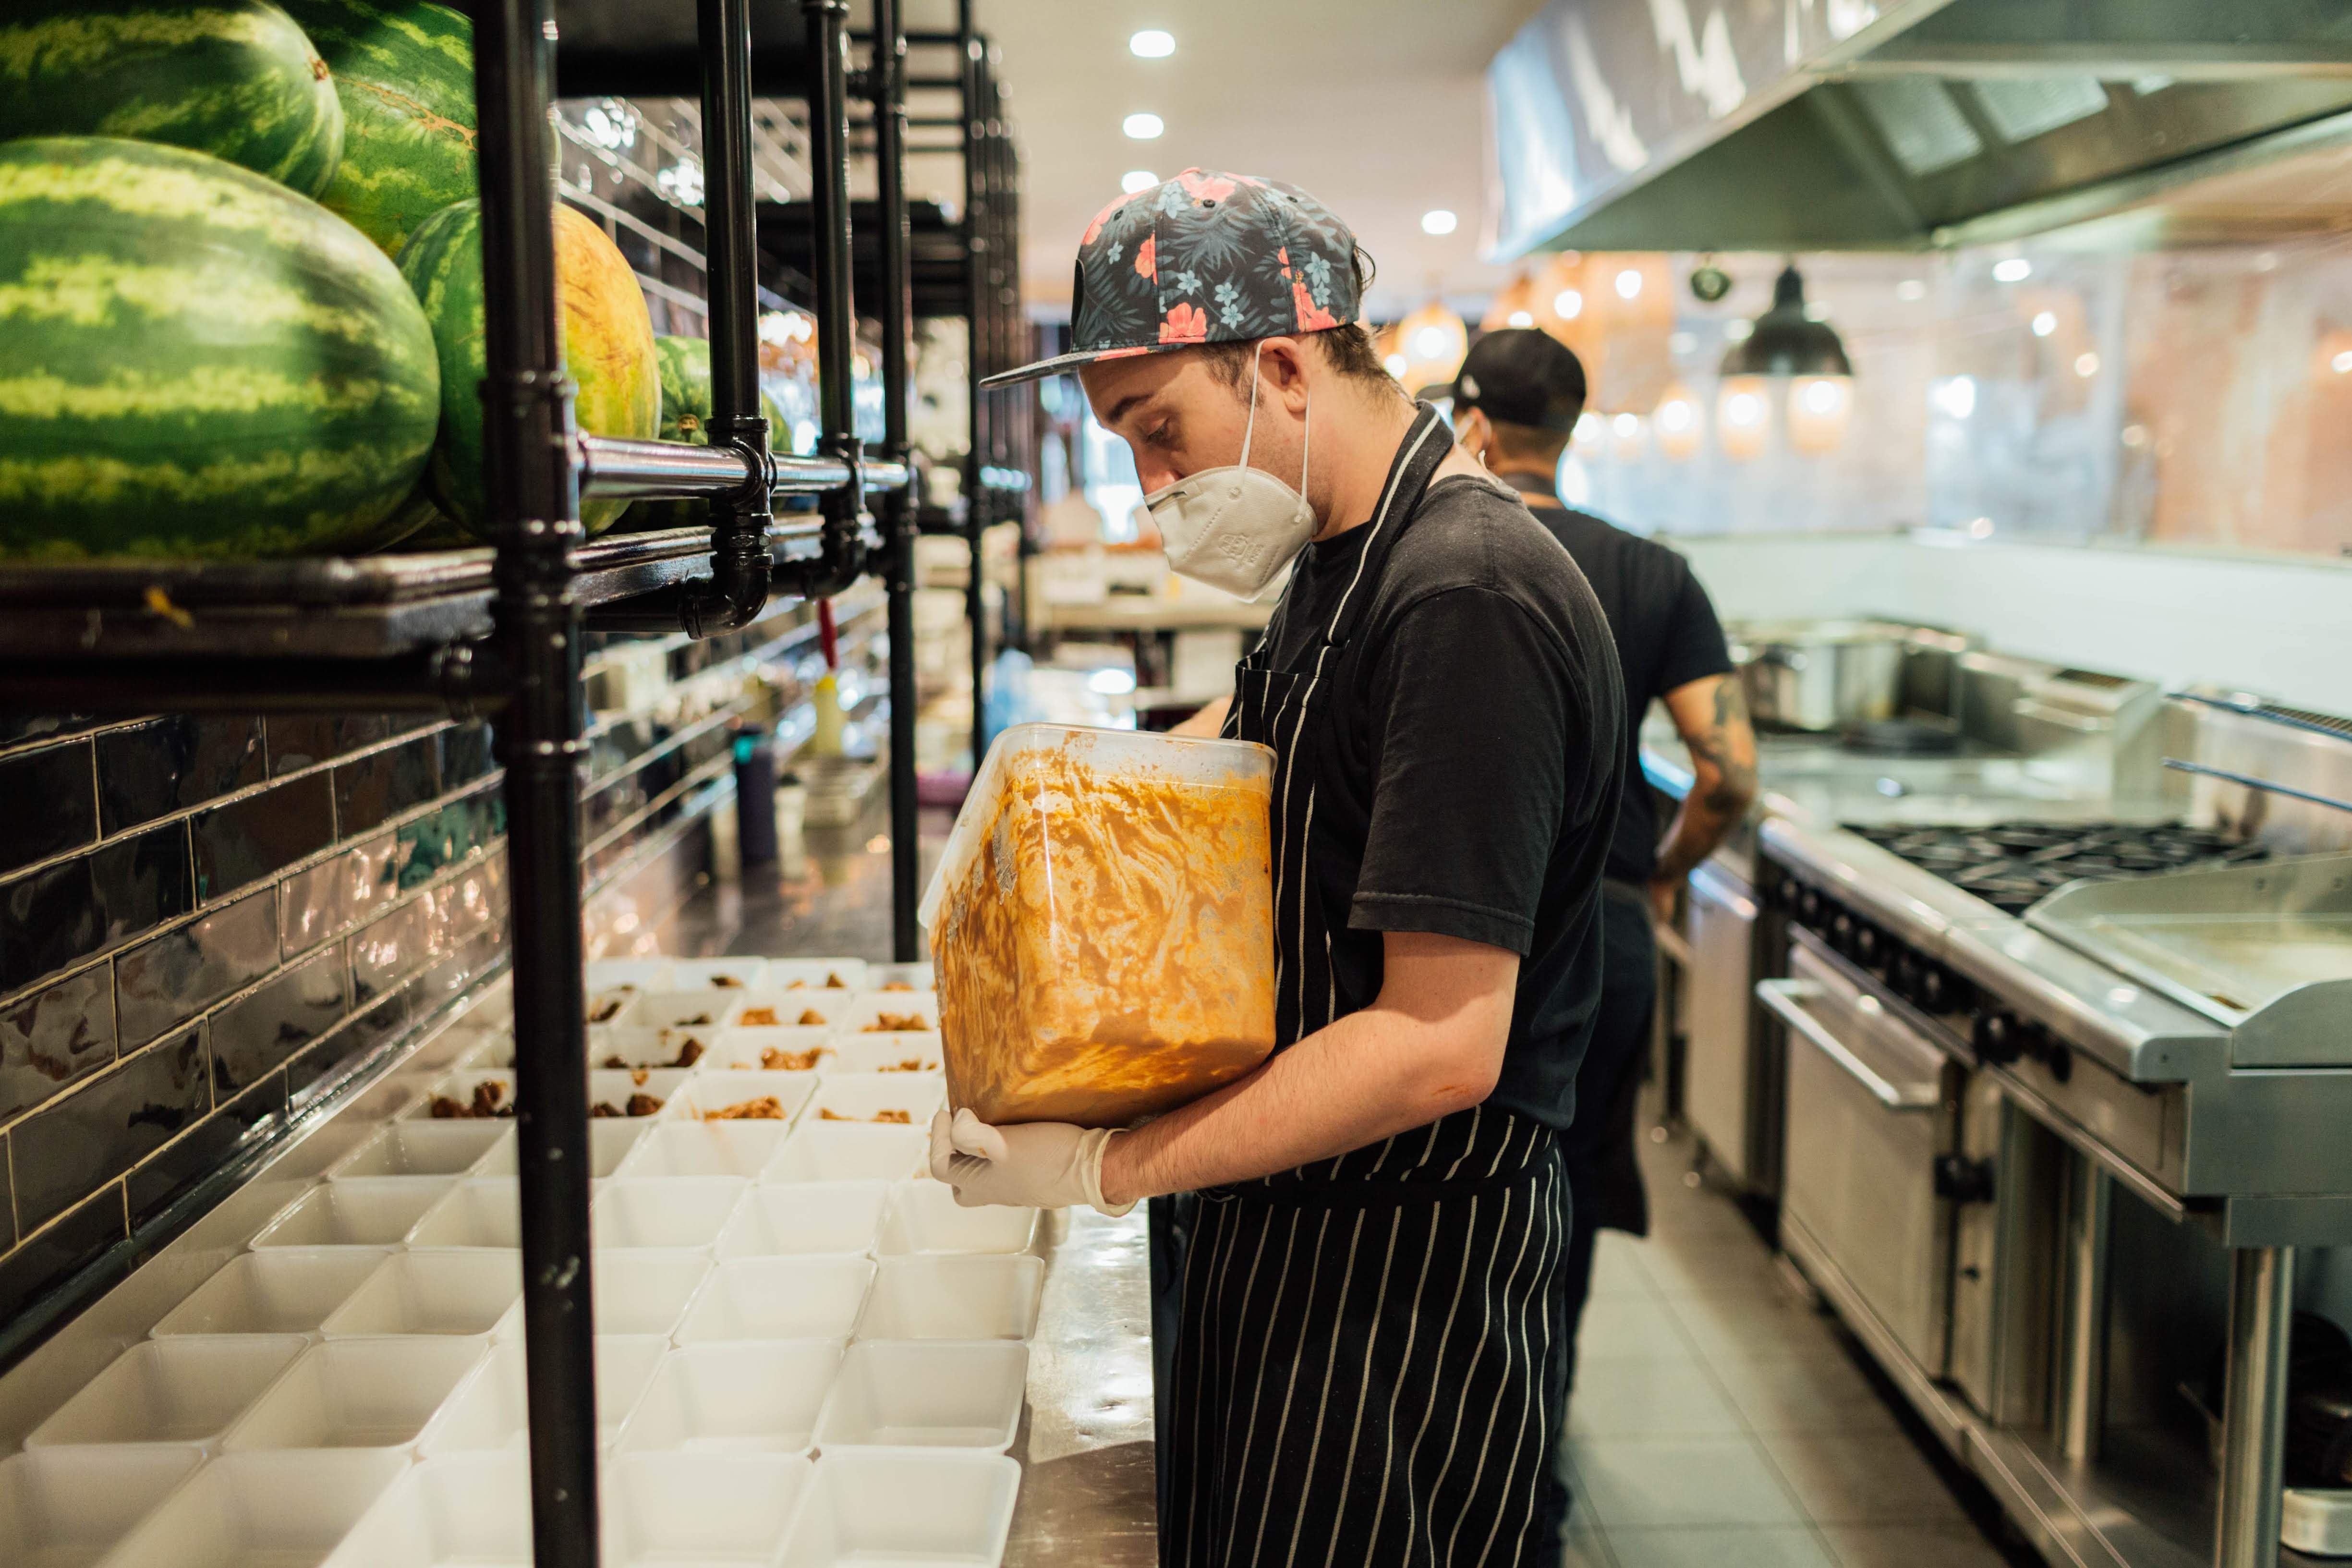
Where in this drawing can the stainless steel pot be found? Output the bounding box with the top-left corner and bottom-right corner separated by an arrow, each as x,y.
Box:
1731,620 -> 1908,732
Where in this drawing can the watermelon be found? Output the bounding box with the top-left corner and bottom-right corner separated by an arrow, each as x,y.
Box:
0,1 -> 344,199
655,334 -> 788,444
274,0 -> 475,257
0,136 -> 441,559
399,199 -> 659,536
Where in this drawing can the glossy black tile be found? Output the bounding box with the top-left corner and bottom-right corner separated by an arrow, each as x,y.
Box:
0,964 -> 116,1123
0,716 -> 98,754
127,1070 -> 286,1228
441,722 -> 497,790
351,896 -> 434,1005
334,733 -> 441,838
95,717 -> 266,836
210,947 -> 345,1096
278,832 -> 412,957
0,742 -> 96,877
265,715 -> 392,775
0,824 -> 192,996
288,987 -> 409,1114
11,1031 -> 206,1233
114,888 -> 277,1048
189,773 -> 332,902
0,1182 -> 126,1330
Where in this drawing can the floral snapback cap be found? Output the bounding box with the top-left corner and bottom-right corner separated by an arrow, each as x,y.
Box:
980,168 -> 1367,387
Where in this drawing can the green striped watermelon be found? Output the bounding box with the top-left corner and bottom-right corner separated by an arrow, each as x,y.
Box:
274,0 -> 474,257
400,198 -> 659,536
655,334 -> 788,444
0,1 -> 345,199
0,136 -> 441,558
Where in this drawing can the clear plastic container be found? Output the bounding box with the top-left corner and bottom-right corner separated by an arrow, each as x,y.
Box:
699,1026 -> 836,1074
762,1123 -> 927,1185
764,958 -> 870,994
813,1340 -> 1028,1452
619,1122 -> 792,1180
417,1337 -> 667,1455
26,1336 -> 308,1448
805,1072 -> 944,1129
321,1451 -> 531,1568
328,1121 -> 510,1179
319,1251 -> 522,1339
99,1449 -> 408,1568
588,1251 -> 714,1337
590,1178 -> 747,1252
670,1072 -> 819,1126
919,722 -> 1277,1127
675,1256 -> 875,1344
251,1178 -> 454,1249
0,1445 -> 202,1568
778,1451 -> 1020,1568
150,1251 -> 384,1338
829,1032 -> 944,1075
716,1182 -> 888,1260
854,1256 -> 1043,1343
876,1180 -> 1038,1257
602,1452 -> 811,1568
840,990 -> 941,1036
219,1337 -> 485,1452
616,1341 -> 841,1456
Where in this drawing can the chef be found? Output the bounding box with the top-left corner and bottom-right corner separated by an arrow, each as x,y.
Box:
1439,327 -> 1757,1536
929,170 -> 1626,1567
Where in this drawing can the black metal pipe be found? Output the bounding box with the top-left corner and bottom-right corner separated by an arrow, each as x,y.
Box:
781,0 -> 868,604
873,0 -> 921,962
473,1 -> 598,1564
961,6 -> 988,768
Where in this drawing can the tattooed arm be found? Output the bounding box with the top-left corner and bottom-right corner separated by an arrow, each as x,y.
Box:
1650,673 -> 1759,918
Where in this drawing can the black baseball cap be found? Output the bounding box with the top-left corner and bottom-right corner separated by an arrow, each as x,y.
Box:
1433,328 -> 1588,434
981,169 -> 1367,388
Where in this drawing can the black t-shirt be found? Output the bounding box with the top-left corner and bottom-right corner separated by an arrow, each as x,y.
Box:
1522,501 -> 1734,886
1264,474 -> 1625,1132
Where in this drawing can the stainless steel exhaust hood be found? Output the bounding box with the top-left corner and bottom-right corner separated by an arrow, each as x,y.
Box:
1485,0 -> 2352,256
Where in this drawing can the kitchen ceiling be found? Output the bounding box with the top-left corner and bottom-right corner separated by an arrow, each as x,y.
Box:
893,0 -> 1543,321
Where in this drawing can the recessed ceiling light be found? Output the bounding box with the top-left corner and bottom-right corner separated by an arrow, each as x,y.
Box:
1122,112 -> 1164,140
1506,310 -> 1535,328
2333,351 -> 2352,374
1129,29 -> 1175,58
1421,209 -> 1458,236
2031,311 -> 2057,337
1992,257 -> 2032,283
1121,169 -> 1158,194
1615,268 -> 1642,299
1553,289 -> 1582,319
2074,352 -> 2100,377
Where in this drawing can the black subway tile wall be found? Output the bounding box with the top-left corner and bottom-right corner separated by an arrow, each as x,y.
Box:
0,591 -> 881,1342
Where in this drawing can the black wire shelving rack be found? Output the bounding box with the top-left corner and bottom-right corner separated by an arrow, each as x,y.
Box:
0,0 -> 931,1558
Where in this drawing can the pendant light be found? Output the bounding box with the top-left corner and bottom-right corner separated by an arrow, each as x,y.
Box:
1718,262 -> 1853,456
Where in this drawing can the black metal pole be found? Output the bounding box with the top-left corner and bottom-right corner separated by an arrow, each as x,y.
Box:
787,0 -> 866,603
960,3 -> 988,769
873,0 -> 921,963
473,2 -> 597,1564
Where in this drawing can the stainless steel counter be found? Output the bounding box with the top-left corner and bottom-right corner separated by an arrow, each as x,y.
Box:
1006,1207 -> 1157,1566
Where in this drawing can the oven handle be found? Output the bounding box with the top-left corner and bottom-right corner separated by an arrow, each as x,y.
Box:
1756,979 -> 1940,1112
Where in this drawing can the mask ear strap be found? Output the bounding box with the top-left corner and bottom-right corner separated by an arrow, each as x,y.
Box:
1239,340 -> 1266,469
1298,377 -> 1311,499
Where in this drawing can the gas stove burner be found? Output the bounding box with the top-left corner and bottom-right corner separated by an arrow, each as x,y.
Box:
1847,818 -> 2269,914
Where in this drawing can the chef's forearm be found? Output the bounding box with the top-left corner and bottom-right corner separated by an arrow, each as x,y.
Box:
1654,673 -> 1758,886
1097,932 -> 1515,1206
1168,693 -> 1233,737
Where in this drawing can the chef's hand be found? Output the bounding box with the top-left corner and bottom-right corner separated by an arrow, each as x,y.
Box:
928,1108 -> 1135,1216
1648,876 -> 1679,928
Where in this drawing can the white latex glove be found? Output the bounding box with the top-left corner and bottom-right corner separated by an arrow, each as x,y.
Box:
928,1108 -> 1134,1217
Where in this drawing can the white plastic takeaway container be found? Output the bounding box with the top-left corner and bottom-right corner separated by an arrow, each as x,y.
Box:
320,1451 -> 532,1568
618,1121 -> 791,1180
674,1255 -> 875,1344
716,1182 -> 888,1260
318,1250 -> 522,1339
417,1337 -> 667,1455
616,1340 -> 841,1456
602,1452 -> 812,1568
778,1451 -> 1020,1568
762,1122 -> 926,1185
0,1445 -> 202,1568
854,1256 -> 1043,1342
877,1179 -> 1038,1256
813,1340 -> 1029,1452
327,1120 -> 509,1179
98,1449 -> 407,1568
220,1337 -> 485,1453
149,1250 -> 383,1338
590,1178 -> 746,1251
921,722 -> 1276,1127
25,1335 -> 306,1449
250,1178 -> 453,1249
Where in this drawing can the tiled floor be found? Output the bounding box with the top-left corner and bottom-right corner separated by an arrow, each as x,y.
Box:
1564,1127 -> 2031,1568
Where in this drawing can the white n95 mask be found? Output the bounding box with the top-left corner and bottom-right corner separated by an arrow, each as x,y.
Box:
1142,347 -> 1313,601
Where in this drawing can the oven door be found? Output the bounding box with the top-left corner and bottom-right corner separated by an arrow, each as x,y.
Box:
1760,944 -> 1960,1378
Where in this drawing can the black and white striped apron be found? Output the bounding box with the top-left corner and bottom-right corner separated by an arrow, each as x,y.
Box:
1162,405 -> 1570,1568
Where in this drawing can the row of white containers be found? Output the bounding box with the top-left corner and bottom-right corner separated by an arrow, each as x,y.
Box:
2,958 -> 1031,1568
